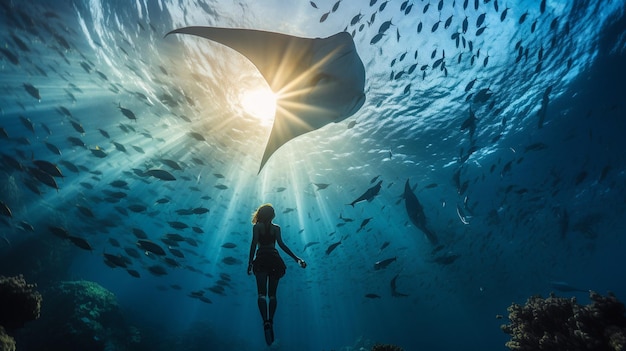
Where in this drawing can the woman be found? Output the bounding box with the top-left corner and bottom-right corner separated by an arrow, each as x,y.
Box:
247,203 -> 306,345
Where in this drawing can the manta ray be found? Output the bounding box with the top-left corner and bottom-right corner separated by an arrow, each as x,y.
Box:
165,27 -> 366,173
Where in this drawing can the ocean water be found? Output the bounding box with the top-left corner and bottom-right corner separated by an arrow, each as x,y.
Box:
1,0 -> 625,350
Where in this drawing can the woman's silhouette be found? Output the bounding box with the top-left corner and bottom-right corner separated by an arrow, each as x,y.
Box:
247,203 -> 306,345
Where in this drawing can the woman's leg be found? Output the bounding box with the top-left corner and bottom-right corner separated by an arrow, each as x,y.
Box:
255,272 -> 269,322
267,275 -> 280,322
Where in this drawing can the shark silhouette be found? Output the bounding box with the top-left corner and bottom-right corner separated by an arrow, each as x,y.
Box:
404,179 -> 439,245
165,27 -> 366,173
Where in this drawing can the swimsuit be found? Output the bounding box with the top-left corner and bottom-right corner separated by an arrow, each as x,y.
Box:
252,223 -> 286,278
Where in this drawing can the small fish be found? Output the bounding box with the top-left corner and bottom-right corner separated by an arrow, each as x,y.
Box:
221,242 -> 237,249
374,257 -> 396,270
0,201 -> 12,218
118,103 -> 137,120
391,274 -> 408,297
550,281 -> 587,293
90,146 -> 107,158
137,239 -> 166,256
314,183 -> 330,190
303,241 -> 320,251
19,115 -> 35,133
67,236 -> 93,251
325,240 -> 341,255
222,256 -> 242,265
23,83 -> 41,100
44,141 -> 62,155
146,169 -> 176,181
365,294 -> 381,299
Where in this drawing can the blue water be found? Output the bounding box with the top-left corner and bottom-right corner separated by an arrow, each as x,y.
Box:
1,0 -> 625,350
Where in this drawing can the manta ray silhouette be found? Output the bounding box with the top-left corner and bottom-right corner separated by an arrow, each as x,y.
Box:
165,27 -> 366,173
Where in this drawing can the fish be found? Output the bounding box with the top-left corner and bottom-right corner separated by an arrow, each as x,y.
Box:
168,221 -> 188,229
23,83 -> 41,100
33,160 -> 63,178
166,27 -> 365,173
137,239 -> 166,256
357,217 -> 373,232
188,132 -> 205,141
391,274 -> 408,297
325,240 -> 341,255
146,169 -> 176,181
28,167 -> 59,190
103,253 -> 128,268
314,183 -> 330,190
161,159 -> 182,170
67,236 -> 93,251
404,179 -> 438,245
118,103 -> 137,120
365,294 -> 381,299
222,256 -> 242,265
0,201 -> 12,218
221,242 -> 237,249
303,241 -> 320,251
76,205 -> 94,218
550,281 -> 587,293
374,257 -> 396,270
90,146 -> 107,158
127,269 -> 140,278
19,115 -> 35,133
433,253 -> 461,265
379,241 -> 390,251
44,141 -> 62,155
349,180 -> 382,206
148,265 -> 168,276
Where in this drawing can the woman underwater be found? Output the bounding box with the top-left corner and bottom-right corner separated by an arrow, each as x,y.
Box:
247,203 -> 307,345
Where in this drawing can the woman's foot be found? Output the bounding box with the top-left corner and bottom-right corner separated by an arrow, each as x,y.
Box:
263,320 -> 274,345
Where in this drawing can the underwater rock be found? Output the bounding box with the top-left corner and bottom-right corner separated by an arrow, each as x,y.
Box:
15,280 -> 140,351
501,291 -> 626,350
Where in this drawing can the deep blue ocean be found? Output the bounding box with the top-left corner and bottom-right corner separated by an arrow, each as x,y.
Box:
1,0 -> 625,350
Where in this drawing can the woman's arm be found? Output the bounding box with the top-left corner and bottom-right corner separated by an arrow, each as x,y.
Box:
247,225 -> 259,274
276,226 -> 306,268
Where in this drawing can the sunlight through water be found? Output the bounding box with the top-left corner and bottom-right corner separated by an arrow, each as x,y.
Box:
239,86 -> 277,122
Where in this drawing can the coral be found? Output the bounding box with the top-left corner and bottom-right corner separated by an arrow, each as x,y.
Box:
15,280 -> 139,351
0,275 -> 42,329
371,343 -> 404,351
0,327 -> 16,351
501,291 -> 626,351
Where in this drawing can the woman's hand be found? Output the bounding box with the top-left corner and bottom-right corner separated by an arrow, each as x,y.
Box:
247,263 -> 253,275
297,258 -> 307,269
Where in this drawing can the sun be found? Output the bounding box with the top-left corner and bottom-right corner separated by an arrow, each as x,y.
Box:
239,86 -> 278,121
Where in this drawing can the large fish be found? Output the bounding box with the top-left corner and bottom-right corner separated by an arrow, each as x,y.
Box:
404,179 -> 438,245
166,27 -> 366,173
349,180 -> 382,206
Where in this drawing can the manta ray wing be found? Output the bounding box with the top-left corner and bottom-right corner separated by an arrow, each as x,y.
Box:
166,27 -> 366,173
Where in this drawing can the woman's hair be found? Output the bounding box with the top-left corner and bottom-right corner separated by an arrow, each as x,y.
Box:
252,203 -> 275,224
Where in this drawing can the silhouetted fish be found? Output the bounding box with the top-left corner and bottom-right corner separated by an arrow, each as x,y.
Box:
349,180 -> 382,206
404,179 -> 438,245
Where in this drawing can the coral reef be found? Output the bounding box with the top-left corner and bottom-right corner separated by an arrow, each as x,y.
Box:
0,275 -> 42,329
0,275 -> 41,351
501,291 -> 626,351
0,327 -> 16,351
15,280 -> 140,351
371,343 -> 405,351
